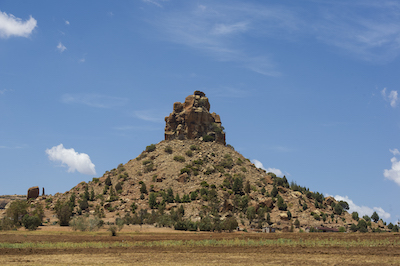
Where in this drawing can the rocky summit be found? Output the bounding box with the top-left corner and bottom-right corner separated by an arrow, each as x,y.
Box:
2,91 -> 390,233
165,91 -> 226,145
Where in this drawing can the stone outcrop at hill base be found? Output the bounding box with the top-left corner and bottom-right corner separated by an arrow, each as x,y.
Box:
165,91 -> 226,145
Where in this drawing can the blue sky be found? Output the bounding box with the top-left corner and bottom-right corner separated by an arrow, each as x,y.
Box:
1,0 -> 400,223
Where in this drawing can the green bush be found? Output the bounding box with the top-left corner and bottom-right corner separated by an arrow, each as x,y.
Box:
190,145 -> 198,150
146,144 -> 156,152
203,135 -> 215,142
22,214 -> 41,230
6,200 -> 28,227
105,176 -> 112,186
173,156 -> 185,162
164,146 -> 173,154
185,150 -> 193,157
371,211 -> 379,223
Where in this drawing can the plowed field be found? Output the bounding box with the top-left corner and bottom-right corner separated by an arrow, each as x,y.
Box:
1,228 -> 399,265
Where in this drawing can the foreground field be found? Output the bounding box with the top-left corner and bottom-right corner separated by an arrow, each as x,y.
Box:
1,227 -> 399,265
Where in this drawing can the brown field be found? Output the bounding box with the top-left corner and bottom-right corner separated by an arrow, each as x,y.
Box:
1,226 -> 400,265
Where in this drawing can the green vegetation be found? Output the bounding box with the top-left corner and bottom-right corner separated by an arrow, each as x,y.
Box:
164,146 -> 173,154
173,155 -> 186,162
146,144 -> 156,152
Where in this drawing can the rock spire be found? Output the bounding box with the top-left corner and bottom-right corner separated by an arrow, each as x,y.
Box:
164,91 -> 226,145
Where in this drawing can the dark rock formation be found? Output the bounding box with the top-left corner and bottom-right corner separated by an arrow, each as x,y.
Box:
165,91 -> 226,145
27,186 -> 39,200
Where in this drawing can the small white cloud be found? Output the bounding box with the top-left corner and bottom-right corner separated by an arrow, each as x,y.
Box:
333,195 -> 391,220
211,22 -> 248,35
46,144 -> 96,175
142,0 -> 165,8
381,88 -> 398,107
57,42 -> 67,53
79,58 -> 85,63
0,89 -> 8,95
65,20 -> 70,25
0,10 -> 37,38
251,159 -> 283,177
384,149 -> 400,186
390,149 -> 400,156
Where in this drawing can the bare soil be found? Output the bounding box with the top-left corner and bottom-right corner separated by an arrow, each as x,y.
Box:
1,227 -> 399,265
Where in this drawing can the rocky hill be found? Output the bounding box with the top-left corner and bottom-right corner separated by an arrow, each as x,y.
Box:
3,91 -> 388,232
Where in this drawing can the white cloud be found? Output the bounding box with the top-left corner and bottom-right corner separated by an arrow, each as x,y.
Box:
251,159 -> 283,177
381,88 -> 398,107
0,10 -> 37,38
333,195 -> 391,220
384,149 -> 400,186
390,149 -> 400,156
211,22 -> 249,35
46,144 -> 96,175
62,93 -> 129,108
65,20 -> 70,25
142,0 -> 167,8
57,42 -> 67,53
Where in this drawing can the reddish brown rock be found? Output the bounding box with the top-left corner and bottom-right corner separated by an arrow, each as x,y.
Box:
27,186 -> 39,200
259,199 -> 274,209
165,91 -> 226,145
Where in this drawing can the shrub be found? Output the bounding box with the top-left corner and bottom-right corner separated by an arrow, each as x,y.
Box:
55,201 -> 73,226
352,212 -> 359,221
338,226 -> 346,232
115,182 -> 122,193
334,204 -> 343,215
294,219 -> 300,228
22,214 -> 41,230
144,163 -> 155,173
313,213 -> 320,221
357,219 -> 368,233
164,146 -> 173,154
105,176 -> 112,186
190,145 -> 198,150
140,183 -> 148,194
6,200 -> 28,227
79,198 -> 89,210
350,223 -> 358,232
302,203 -> 308,211
185,150 -> 193,157
203,135 -> 215,142
371,211 -> 379,223
108,225 -> 118,236
222,217 -> 238,232
146,144 -> 156,152
363,215 -> 371,222
271,186 -> 278,197
142,159 -> 152,165
149,192 -> 157,209
173,155 -> 185,162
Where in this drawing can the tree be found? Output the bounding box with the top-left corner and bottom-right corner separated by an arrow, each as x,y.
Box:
350,223 -> 358,232
56,202 -> 73,226
294,219 -> 300,228
149,192 -> 157,209
244,180 -> 251,194
83,186 -> 89,201
22,214 -> 41,230
357,219 -> 368,233
105,176 -> 112,186
115,182 -> 122,193
333,204 -> 343,215
222,217 -> 238,232
371,211 -> 379,223
271,185 -> 278,198
140,182 -> 148,194
246,206 -> 256,223
6,200 -> 28,227
79,198 -> 88,210
363,215 -> 371,222
287,210 -> 292,220
232,177 -> 243,194
338,200 -> 349,210
352,212 -> 359,221
90,188 -> 95,201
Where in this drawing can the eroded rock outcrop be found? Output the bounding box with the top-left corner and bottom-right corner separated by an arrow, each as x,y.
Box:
27,186 -> 39,200
165,91 -> 226,145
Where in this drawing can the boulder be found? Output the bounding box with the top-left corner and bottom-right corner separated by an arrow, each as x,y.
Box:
259,199 -> 274,209
27,186 -> 39,200
176,173 -> 188,183
165,91 -> 226,145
